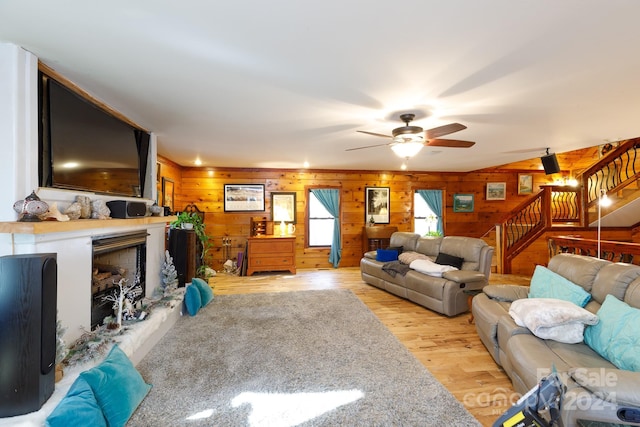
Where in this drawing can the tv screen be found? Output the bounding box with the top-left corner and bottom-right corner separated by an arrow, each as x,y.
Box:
39,73 -> 150,198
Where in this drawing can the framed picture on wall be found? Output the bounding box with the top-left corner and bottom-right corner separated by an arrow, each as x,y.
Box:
224,184 -> 265,212
453,193 -> 474,212
518,174 -> 533,195
162,177 -> 174,212
486,182 -> 506,200
271,192 -> 297,224
365,187 -> 390,224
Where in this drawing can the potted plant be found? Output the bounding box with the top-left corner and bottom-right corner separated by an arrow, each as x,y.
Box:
170,212 -> 213,278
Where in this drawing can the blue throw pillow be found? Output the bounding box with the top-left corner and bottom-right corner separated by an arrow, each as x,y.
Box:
584,294 -> 640,372
184,284 -> 202,316
376,248 -> 399,262
46,376 -> 107,427
528,265 -> 591,307
80,345 -> 151,427
191,277 -> 214,307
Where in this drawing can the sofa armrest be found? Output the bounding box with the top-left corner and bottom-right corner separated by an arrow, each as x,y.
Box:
482,284 -> 529,302
363,250 -> 377,260
569,367 -> 640,407
442,270 -> 487,284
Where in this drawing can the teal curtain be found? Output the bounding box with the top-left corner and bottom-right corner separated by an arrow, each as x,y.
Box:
417,189 -> 443,235
310,189 -> 341,267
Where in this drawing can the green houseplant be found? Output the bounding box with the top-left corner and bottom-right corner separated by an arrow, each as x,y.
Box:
170,212 -> 213,278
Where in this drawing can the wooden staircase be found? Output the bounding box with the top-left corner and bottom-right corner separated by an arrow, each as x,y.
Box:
495,137 -> 640,273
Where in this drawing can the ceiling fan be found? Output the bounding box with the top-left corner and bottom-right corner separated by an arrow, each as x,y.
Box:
347,113 -> 475,158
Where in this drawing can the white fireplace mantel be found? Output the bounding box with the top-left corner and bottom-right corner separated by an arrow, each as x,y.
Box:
0,216 -> 175,344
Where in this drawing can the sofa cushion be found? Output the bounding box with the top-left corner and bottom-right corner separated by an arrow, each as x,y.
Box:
376,248 -> 399,262
389,232 -> 419,252
438,236 -> 487,271
529,265 -> 591,307
625,279 -> 640,309
415,236 -> 442,257
591,263 -> 640,305
584,294 -> 640,372
435,252 -> 464,269
547,253 -> 610,293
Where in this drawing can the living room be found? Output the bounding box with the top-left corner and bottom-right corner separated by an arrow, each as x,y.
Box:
2,3 -> 640,426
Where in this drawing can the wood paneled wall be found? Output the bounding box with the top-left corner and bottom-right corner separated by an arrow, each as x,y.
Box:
157,158 -> 559,271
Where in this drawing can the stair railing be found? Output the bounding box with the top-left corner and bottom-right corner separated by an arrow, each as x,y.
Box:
581,137 -> 640,212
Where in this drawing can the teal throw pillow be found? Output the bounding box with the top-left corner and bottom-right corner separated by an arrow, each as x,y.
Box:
191,277 -> 214,307
528,265 -> 591,307
584,294 -> 640,372
80,345 -> 151,427
376,248 -> 399,262
45,376 -> 107,427
184,284 -> 202,316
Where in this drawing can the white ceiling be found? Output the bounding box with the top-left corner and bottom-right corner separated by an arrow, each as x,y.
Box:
2,1 -> 640,172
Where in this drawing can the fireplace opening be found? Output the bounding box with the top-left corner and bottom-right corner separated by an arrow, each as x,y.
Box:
91,231 -> 147,329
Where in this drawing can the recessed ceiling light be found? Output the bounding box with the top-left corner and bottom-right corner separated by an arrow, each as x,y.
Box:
303,161 -> 309,168
62,162 -> 79,169
194,158 -> 202,166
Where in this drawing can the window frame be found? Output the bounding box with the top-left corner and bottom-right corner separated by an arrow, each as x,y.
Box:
305,185 -> 341,249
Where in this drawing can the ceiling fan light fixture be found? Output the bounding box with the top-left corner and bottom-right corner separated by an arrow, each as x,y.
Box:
390,141 -> 424,158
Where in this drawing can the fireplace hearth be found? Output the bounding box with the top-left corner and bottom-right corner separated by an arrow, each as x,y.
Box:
91,231 -> 148,329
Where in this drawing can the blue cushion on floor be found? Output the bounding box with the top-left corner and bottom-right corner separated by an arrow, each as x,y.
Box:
45,376 -> 107,427
80,345 -> 151,427
191,277 -> 214,307
184,284 -> 202,316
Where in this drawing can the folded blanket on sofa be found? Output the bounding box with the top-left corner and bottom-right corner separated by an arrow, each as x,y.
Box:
509,298 -> 599,344
409,258 -> 458,277
382,261 -> 411,277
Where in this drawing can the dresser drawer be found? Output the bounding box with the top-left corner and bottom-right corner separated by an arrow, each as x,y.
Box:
249,239 -> 294,254
248,256 -> 294,268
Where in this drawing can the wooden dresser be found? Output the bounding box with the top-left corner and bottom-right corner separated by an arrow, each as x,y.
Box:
247,235 -> 296,276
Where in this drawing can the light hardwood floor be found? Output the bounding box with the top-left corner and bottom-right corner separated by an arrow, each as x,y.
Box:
211,267 -> 531,427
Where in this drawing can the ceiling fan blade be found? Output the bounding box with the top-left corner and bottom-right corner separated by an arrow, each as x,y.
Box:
425,123 -> 467,139
345,142 -> 392,151
426,139 -> 475,148
357,130 -> 392,139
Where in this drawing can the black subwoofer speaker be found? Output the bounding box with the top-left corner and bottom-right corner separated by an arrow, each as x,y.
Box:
541,153 -> 561,175
0,253 -> 57,418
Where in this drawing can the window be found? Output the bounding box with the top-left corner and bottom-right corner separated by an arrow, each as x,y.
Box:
308,190 -> 335,247
414,192 -> 438,237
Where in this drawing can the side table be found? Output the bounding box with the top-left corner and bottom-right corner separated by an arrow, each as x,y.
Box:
463,289 -> 483,324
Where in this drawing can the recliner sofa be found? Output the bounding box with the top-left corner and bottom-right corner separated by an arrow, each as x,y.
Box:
360,232 -> 494,316
473,253 -> 640,426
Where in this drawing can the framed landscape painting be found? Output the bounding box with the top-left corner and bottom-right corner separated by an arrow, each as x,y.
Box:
486,182 -> 506,201
518,174 -> 533,195
224,184 -> 265,212
453,193 -> 474,213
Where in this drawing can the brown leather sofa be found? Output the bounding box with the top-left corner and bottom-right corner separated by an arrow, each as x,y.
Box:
360,232 -> 494,316
473,253 -> 640,426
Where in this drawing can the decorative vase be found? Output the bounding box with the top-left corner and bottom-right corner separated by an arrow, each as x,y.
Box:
149,203 -> 162,216
13,190 -> 49,222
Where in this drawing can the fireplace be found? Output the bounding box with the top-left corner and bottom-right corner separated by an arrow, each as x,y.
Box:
91,231 -> 148,329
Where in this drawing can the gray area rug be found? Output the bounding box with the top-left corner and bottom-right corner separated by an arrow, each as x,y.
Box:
128,289 -> 481,426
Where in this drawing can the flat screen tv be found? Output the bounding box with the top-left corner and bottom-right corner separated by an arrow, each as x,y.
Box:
38,72 -> 150,198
